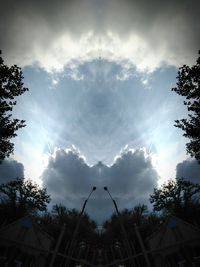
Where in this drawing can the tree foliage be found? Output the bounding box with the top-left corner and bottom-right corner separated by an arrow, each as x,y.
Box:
52,203 -> 68,218
38,204 -> 97,265
0,178 -> 51,216
150,178 -> 200,217
172,51 -> 200,161
103,205 -> 159,241
0,51 -> 28,162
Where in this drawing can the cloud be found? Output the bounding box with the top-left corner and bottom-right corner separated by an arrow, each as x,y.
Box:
105,148 -> 158,202
41,146 -> 159,222
0,159 -> 24,184
176,159 -> 200,184
0,0 -> 199,75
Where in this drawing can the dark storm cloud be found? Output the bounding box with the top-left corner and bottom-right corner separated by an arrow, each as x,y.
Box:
176,159 -> 200,184
0,0 -> 199,72
42,147 -> 159,222
105,149 -> 158,201
42,148 -> 92,200
0,159 -> 24,184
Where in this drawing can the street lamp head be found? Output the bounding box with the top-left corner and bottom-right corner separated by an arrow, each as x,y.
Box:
93,186 -> 97,191
104,186 -> 108,191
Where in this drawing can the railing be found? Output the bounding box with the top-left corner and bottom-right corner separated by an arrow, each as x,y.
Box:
0,234 -> 200,267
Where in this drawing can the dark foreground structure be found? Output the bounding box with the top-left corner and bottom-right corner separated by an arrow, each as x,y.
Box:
0,215 -> 200,267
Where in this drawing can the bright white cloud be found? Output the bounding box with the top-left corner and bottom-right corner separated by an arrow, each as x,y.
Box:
0,0 -> 199,76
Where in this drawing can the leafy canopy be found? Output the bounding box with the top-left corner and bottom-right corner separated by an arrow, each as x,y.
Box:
150,178 -> 200,215
0,178 -> 51,214
172,51 -> 200,161
0,51 -> 28,161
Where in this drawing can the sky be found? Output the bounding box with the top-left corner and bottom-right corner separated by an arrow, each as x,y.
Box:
0,0 -> 200,223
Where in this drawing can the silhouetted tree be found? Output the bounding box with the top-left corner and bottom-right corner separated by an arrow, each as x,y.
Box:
52,203 -> 68,218
0,178 -> 50,222
38,205 -> 97,266
131,204 -> 148,224
0,51 -> 28,162
150,178 -> 200,221
103,205 -> 152,241
102,206 -> 160,266
172,51 -> 200,161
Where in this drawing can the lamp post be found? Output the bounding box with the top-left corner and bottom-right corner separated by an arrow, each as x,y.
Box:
65,186 -> 96,267
104,187 -> 135,267
80,186 -> 96,215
